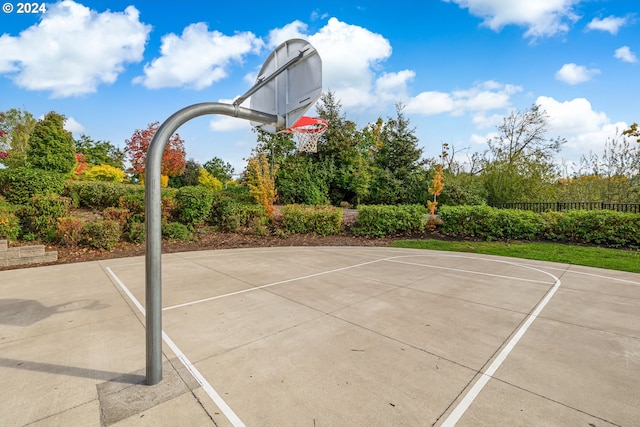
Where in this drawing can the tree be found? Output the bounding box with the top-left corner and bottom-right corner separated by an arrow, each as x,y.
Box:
487,104 -> 565,164
74,134 -> 125,169
0,108 -> 37,168
124,122 -> 186,177
169,159 -> 201,188
27,111 -> 76,174
203,157 -> 234,183
622,123 -> 639,143
481,105 -> 564,204
374,103 -> 423,182
245,152 -> 278,216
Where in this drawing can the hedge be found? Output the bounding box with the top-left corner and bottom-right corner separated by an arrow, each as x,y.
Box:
353,204 -> 427,237
0,167 -> 66,205
280,204 -> 343,236
209,195 -> 266,232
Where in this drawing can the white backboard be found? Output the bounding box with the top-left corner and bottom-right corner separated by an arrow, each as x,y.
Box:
249,38 -> 322,133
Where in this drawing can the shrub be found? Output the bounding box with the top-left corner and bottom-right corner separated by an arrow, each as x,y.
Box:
18,195 -> 71,240
82,164 -> 126,182
0,203 -> 20,240
102,207 -> 131,229
56,216 -> 84,247
280,205 -> 343,236
542,210 -> 640,248
439,205 -> 544,241
162,221 -> 193,241
0,167 -> 66,205
175,186 -> 215,225
209,195 -> 267,232
125,222 -> 145,244
353,204 -> 427,237
83,220 -> 121,250
198,167 -> 223,192
64,181 -> 133,209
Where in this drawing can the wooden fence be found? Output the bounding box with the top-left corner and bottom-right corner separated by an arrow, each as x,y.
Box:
491,201 -> 640,214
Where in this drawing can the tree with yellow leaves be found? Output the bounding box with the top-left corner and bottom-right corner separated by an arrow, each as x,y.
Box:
245,152 -> 278,216
427,164 -> 444,221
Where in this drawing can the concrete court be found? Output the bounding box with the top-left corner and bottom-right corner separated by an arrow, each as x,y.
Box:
0,246 -> 638,426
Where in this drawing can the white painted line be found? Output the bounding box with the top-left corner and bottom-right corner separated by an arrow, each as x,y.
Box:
386,259 -> 552,285
441,276 -> 562,426
105,267 -> 246,427
162,258 -> 385,311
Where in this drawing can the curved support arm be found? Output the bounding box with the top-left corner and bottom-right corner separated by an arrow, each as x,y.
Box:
145,102 -> 278,385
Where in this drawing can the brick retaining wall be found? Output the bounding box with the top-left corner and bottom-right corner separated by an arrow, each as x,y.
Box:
0,240 -> 58,267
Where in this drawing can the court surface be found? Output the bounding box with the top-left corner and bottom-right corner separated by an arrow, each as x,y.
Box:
1,246 -> 638,426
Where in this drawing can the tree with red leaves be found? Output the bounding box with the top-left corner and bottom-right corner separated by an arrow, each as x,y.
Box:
124,122 -> 186,177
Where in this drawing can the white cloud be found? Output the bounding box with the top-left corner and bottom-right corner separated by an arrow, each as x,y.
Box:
134,23 -> 263,89
64,117 -> 85,134
586,16 -> 628,35
614,46 -> 638,63
555,63 -> 600,84
266,17 -> 403,110
405,81 -> 522,116
267,21 -> 308,48
536,96 -> 626,156
0,0 -> 151,98
442,0 -> 581,39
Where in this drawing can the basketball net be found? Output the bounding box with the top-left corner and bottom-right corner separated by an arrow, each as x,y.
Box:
281,116 -> 328,153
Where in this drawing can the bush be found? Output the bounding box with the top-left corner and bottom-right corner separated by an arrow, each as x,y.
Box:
198,167 -> 223,192
83,220 -> 121,250
82,164 -> 126,182
175,186 -> 215,225
0,202 -> 20,240
102,207 -> 131,229
0,167 -> 66,205
353,204 -> 427,237
209,195 -> 267,232
18,195 -> 71,240
56,216 -> 84,247
280,205 -> 343,236
125,222 -> 145,244
64,181 -> 136,209
438,205 -> 544,241
542,210 -> 640,248
162,221 -> 193,241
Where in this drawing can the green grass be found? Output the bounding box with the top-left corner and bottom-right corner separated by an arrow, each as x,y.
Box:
391,239 -> 640,273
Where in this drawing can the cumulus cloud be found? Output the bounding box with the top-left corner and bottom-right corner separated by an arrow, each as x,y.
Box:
586,15 -> 629,35
555,63 -> 600,85
134,23 -> 263,89
614,46 -> 638,63
405,80 -> 522,117
0,0 -> 150,98
442,0 -> 581,39
64,117 -> 85,134
536,96 -> 627,156
265,18 -> 408,110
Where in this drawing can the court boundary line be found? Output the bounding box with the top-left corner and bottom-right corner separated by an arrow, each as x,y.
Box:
105,267 -> 246,427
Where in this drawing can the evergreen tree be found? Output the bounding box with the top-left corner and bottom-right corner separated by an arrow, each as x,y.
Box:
27,111 -> 76,174
374,103 -> 423,182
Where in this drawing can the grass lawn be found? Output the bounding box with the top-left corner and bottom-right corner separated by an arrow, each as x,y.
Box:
391,239 -> 640,274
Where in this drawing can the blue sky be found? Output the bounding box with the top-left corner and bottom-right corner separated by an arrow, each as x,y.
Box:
1,0 -> 638,174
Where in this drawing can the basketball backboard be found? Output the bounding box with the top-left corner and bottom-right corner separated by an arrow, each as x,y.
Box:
236,38 -> 322,134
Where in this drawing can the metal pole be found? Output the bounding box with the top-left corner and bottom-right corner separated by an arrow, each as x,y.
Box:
145,102 -> 279,385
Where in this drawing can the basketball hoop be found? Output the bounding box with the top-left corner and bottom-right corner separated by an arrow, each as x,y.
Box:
281,116 -> 328,153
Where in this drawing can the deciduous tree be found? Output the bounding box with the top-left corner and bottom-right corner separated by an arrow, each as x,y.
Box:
0,108 -> 37,168
124,122 -> 186,177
